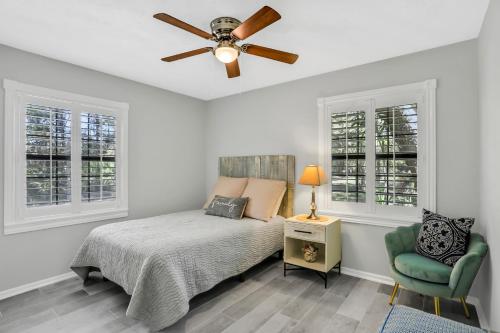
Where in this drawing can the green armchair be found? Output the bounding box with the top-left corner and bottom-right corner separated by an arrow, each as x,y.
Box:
385,223 -> 488,317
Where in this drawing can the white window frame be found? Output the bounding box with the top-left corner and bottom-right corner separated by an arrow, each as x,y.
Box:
3,79 -> 129,234
317,80 -> 436,227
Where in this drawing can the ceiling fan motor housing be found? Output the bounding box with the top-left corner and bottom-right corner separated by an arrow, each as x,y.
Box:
210,17 -> 241,40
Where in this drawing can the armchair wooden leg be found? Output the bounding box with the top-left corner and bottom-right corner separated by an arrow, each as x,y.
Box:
460,297 -> 471,318
389,282 -> 400,305
434,297 -> 441,316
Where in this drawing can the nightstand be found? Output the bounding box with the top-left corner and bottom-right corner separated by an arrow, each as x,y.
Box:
283,214 -> 341,288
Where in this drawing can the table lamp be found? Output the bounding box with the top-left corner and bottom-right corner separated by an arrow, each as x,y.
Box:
299,165 -> 327,220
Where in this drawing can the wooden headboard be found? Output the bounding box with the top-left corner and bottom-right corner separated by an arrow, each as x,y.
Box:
218,155 -> 295,218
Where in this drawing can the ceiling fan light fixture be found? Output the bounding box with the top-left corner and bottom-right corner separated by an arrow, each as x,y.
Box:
155,6 -> 299,78
215,45 -> 238,63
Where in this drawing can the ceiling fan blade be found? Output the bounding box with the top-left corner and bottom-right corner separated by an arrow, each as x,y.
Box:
161,47 -> 212,62
242,44 -> 298,64
231,6 -> 281,40
225,59 -> 240,78
154,13 -> 213,40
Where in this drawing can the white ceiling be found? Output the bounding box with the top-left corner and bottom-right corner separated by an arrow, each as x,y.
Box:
0,0 -> 489,100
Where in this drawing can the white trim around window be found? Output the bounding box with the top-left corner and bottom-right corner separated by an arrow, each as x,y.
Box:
3,79 -> 129,235
317,80 -> 436,227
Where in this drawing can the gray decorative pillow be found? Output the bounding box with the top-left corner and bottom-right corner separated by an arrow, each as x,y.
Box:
415,209 -> 474,266
205,195 -> 249,220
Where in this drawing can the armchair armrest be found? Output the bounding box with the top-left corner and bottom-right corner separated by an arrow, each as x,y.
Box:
385,224 -> 421,267
449,233 -> 488,297
449,253 -> 482,296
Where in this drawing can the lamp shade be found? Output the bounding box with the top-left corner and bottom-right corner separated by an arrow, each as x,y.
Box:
299,165 -> 327,186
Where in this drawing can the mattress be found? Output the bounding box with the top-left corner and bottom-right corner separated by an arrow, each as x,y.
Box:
70,209 -> 284,330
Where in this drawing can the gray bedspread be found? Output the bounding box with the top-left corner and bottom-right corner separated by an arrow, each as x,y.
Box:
70,210 -> 284,331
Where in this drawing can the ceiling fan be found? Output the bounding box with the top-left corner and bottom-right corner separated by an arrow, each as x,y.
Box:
153,6 -> 299,79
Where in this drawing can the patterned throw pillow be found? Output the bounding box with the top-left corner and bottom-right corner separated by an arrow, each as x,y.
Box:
205,196 -> 249,220
415,209 -> 474,266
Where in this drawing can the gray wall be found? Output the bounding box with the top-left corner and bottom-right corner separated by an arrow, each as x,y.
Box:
0,45 -> 206,291
205,40 -> 479,281
478,1 -> 500,331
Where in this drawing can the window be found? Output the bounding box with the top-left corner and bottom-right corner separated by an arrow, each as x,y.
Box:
26,104 -> 72,207
331,111 -> 366,203
4,80 -> 128,234
318,80 -> 436,226
81,113 -> 117,202
375,104 -> 418,207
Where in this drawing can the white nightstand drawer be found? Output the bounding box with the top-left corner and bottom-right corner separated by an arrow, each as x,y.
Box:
285,222 -> 325,243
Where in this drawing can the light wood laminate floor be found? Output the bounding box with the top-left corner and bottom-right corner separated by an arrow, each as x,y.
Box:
0,257 -> 481,333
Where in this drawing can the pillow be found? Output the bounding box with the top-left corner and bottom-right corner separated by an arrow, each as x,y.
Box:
415,209 -> 474,266
203,176 -> 248,209
241,178 -> 287,221
271,186 -> 287,217
205,195 -> 249,219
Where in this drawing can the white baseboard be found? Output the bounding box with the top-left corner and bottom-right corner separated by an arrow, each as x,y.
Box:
341,266 -> 491,331
342,266 -> 395,285
0,271 -> 78,301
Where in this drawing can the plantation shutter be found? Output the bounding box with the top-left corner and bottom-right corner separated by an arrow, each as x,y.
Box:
81,113 -> 117,202
25,104 -> 72,207
331,111 -> 366,202
375,103 -> 418,207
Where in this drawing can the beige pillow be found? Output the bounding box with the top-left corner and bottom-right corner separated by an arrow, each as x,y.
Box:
203,176 -> 248,209
272,186 -> 287,217
241,178 -> 287,221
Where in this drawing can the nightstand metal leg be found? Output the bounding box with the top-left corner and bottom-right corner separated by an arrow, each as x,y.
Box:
283,262 -> 286,277
314,271 -> 328,288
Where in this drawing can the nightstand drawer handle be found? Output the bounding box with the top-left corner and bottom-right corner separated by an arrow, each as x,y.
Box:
294,230 -> 312,234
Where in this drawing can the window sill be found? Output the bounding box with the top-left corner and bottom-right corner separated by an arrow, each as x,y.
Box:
3,208 -> 128,235
318,209 -> 420,228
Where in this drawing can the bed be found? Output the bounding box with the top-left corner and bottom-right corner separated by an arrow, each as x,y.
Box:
70,155 -> 295,331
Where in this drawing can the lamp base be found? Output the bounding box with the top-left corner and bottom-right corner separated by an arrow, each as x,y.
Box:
307,186 -> 320,221
306,210 -> 320,220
